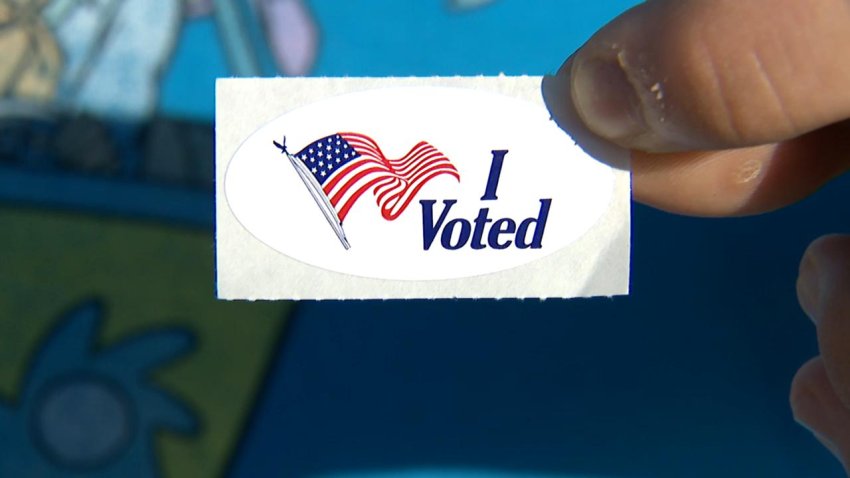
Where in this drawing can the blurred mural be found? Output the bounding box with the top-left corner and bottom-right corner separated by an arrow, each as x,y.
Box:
1,1 -> 845,478
0,0 -> 310,476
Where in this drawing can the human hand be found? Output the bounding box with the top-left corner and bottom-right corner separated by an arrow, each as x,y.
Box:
542,0 -> 850,473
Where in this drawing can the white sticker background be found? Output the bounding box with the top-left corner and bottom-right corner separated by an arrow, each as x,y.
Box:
217,77 -> 631,300
225,86 -> 614,281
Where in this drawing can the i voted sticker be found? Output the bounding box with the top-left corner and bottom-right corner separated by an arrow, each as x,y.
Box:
217,77 -> 630,300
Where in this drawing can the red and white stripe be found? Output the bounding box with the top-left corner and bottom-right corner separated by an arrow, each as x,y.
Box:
322,132 -> 460,222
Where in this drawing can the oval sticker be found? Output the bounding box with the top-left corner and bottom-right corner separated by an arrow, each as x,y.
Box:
224,85 -> 614,281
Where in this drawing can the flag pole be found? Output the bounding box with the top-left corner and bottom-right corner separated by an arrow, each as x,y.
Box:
275,137 -> 351,249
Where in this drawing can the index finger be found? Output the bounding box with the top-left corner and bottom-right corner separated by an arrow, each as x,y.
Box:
542,0 -> 850,216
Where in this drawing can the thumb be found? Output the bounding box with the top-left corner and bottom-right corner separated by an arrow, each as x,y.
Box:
550,0 -> 850,152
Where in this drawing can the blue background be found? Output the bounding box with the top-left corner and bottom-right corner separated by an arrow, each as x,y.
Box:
229,190 -> 848,478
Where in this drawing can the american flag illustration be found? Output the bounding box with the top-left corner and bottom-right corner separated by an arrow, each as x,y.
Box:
275,132 -> 460,248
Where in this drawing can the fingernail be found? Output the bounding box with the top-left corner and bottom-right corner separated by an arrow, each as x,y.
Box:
571,56 -> 646,143
541,56 -> 575,127
797,250 -> 821,323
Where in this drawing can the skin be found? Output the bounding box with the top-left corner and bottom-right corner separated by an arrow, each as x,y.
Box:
542,0 -> 850,473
